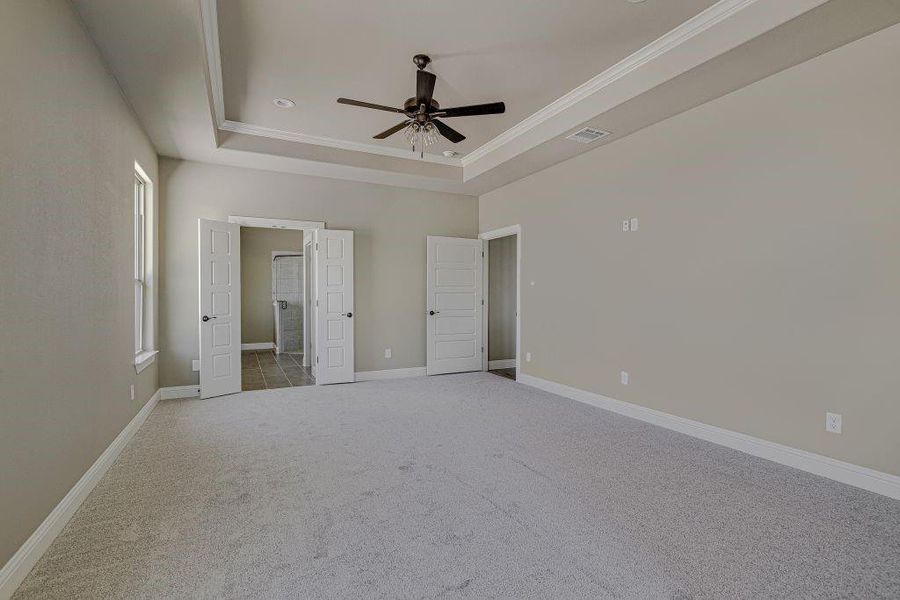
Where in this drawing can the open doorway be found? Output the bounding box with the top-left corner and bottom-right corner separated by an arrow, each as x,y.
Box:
480,225 -> 521,381
239,228 -> 312,390
198,216 -> 328,398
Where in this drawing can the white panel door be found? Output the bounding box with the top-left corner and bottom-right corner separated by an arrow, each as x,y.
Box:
314,229 -> 355,384
426,236 -> 484,375
199,218 -> 241,398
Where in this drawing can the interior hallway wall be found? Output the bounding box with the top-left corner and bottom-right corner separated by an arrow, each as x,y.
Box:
240,228 -> 303,345
0,1 -> 159,565
479,24 -> 900,476
488,235 -> 517,362
159,158 -> 477,386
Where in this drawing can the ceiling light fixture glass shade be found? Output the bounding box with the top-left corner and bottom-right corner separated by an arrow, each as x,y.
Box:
405,121 -> 439,159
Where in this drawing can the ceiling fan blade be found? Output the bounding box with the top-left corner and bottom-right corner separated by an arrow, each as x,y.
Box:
416,70 -> 436,106
436,102 -> 505,118
337,98 -> 407,113
373,120 -> 411,139
432,119 -> 465,143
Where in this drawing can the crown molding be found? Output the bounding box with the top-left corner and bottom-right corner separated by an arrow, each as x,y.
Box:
199,0 -> 224,128
219,120 -> 462,167
199,0 -> 828,187
459,0 -> 760,168
198,0 -> 460,168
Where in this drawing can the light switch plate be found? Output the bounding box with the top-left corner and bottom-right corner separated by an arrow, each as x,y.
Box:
620,371 -> 629,385
192,360 -> 200,372
384,348 -> 392,359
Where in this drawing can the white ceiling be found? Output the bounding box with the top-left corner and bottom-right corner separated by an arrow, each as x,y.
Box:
71,0 -> 900,195
216,0 -> 716,156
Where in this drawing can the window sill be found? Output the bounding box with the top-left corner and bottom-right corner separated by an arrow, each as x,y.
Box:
134,350 -> 159,374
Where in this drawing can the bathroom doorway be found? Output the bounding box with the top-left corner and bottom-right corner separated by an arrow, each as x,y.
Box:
230,217 -> 322,393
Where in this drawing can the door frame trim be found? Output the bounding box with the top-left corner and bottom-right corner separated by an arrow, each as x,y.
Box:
479,225 -> 522,380
303,241 -> 314,368
227,216 -> 324,230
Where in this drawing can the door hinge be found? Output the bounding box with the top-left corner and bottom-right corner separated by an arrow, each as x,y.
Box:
482,251 -> 484,257
481,299 -> 484,305
316,355 -> 319,364
315,299 -> 319,307
481,346 -> 484,353
315,243 -> 319,251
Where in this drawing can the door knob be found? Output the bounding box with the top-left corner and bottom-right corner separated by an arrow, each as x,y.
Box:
345,312 -> 353,318
429,310 -> 440,316
202,315 -> 216,322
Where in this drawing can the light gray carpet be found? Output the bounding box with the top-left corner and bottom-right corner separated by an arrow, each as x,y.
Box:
12,373 -> 900,599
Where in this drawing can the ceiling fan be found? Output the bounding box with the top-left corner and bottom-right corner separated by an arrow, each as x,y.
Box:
337,54 -> 505,158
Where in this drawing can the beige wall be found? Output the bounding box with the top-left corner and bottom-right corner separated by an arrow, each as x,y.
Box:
0,2 -> 159,565
480,24 -> 900,476
159,158 -> 477,386
240,228 -> 303,344
488,235 -> 517,361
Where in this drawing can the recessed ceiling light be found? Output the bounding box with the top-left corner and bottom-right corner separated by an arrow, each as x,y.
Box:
272,98 -> 295,108
627,0 -> 647,3
442,150 -> 460,158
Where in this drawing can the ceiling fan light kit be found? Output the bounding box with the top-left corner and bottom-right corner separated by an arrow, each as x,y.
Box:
337,54 -> 506,159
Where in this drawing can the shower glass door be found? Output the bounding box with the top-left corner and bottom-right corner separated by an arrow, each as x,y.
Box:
273,254 -> 303,355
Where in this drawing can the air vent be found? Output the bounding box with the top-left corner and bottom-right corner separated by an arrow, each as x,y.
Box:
565,127 -> 611,144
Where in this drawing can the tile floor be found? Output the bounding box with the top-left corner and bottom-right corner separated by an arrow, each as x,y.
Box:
489,368 -> 516,381
241,350 -> 315,390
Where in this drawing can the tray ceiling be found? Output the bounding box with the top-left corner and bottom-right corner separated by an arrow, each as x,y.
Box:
216,0 -> 716,159
70,0 -> 899,194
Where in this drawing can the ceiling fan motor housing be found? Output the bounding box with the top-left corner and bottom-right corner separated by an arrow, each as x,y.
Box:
404,97 -> 440,120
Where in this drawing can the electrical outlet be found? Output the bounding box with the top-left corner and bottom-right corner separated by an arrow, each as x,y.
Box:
384,348 -> 392,359
826,412 -> 842,434
620,371 -> 629,385
622,219 -> 630,232
130,384 -> 135,401
192,359 -> 200,372
525,352 -> 532,362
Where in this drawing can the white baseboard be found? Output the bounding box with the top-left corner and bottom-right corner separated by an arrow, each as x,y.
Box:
355,367 -> 426,381
488,359 -> 517,370
159,385 -> 200,400
0,390 -> 161,599
518,374 -> 900,501
241,342 -> 274,351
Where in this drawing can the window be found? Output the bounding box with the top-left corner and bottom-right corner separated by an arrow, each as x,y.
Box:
134,162 -> 156,372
